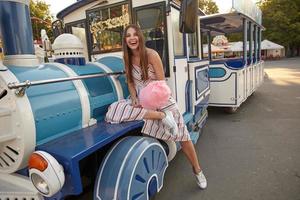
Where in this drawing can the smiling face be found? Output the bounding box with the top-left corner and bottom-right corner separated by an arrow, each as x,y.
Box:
125,27 -> 140,51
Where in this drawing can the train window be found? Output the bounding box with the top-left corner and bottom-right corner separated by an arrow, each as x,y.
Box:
87,3 -> 130,54
188,31 -> 199,57
65,20 -> 86,34
134,2 -> 170,77
171,7 -> 184,56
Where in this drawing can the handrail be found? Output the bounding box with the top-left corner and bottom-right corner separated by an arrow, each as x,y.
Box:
7,71 -> 125,97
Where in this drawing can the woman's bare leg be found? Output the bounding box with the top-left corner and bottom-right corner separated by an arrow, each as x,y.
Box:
143,110 -> 165,120
144,111 -> 202,173
180,140 -> 202,174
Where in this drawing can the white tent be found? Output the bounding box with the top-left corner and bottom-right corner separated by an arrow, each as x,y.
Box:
261,40 -> 285,59
228,41 -> 243,52
261,39 -> 284,50
203,44 -> 224,54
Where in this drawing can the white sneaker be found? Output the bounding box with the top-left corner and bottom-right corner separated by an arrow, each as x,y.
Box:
161,111 -> 178,135
195,171 -> 207,189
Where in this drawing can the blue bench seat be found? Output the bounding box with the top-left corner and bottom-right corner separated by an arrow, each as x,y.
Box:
210,58 -> 245,69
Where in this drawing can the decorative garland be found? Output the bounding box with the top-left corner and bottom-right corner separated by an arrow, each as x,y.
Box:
90,13 -> 129,34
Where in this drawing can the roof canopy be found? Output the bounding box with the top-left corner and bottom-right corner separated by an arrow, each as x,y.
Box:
200,12 -> 264,36
200,0 -> 263,35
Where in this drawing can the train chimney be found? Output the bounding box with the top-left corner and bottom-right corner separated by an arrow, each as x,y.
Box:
0,0 -> 39,66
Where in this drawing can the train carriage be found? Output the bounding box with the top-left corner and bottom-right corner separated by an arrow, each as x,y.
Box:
200,0 -> 264,112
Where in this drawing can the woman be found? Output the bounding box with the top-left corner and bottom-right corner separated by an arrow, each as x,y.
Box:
105,24 -> 207,189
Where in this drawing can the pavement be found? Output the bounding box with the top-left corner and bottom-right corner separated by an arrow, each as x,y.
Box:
154,57 -> 300,200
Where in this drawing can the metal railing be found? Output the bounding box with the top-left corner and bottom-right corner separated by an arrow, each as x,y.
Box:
7,71 -> 125,97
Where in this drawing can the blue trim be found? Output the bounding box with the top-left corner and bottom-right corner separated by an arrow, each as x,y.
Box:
183,112 -> 193,124
55,57 -> 86,66
208,67 -> 226,78
0,1 -> 34,55
190,131 -> 200,144
185,80 -> 193,113
194,94 -> 209,123
194,65 -> 209,101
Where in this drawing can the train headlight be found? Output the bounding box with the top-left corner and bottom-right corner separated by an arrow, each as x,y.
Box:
28,151 -> 65,197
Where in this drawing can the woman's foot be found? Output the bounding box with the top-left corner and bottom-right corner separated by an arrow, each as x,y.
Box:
161,111 -> 178,135
195,170 -> 207,189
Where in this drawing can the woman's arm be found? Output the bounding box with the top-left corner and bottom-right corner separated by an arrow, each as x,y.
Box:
125,65 -> 140,107
147,49 -> 165,80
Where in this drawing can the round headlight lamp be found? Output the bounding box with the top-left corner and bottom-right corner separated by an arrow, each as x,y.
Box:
28,151 -> 65,197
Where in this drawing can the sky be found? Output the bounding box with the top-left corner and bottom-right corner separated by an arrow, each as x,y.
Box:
45,0 -> 258,17
44,0 -> 75,17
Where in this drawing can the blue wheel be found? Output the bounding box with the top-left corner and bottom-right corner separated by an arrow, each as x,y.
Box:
94,136 -> 168,200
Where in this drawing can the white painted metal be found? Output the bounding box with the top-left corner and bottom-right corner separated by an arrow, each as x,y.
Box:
3,55 -> 39,67
209,60 -> 264,107
0,173 -> 43,200
0,69 -> 36,173
174,58 -> 188,114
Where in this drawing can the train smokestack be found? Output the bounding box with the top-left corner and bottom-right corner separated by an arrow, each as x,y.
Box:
0,0 -> 38,66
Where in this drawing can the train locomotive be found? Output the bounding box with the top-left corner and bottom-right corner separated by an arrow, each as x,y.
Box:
0,0 -> 209,199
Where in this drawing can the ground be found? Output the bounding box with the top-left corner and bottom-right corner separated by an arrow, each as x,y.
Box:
154,57 -> 300,200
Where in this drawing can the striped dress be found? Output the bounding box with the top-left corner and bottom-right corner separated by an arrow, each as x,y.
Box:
105,64 -> 191,141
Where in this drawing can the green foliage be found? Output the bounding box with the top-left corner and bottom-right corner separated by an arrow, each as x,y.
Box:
259,0 -> 300,56
198,0 -> 219,14
29,0 -> 53,42
226,32 -> 243,42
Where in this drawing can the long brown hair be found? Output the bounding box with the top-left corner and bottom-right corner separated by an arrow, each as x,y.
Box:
122,24 -> 149,83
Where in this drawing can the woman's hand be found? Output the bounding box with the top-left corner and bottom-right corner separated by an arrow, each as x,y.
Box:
131,97 -> 141,108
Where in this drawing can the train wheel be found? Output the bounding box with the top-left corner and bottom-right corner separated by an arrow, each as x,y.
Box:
94,136 -> 168,200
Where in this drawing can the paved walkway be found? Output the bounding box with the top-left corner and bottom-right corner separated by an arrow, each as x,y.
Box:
154,58 -> 300,200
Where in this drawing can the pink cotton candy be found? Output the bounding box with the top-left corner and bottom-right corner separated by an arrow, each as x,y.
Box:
139,80 -> 171,110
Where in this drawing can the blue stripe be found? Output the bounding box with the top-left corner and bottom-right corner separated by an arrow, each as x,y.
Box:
55,57 -> 86,65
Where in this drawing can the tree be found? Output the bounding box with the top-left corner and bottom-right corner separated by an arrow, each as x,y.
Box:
199,0 -> 219,14
259,0 -> 300,56
176,0 -> 219,14
30,0 -> 53,42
